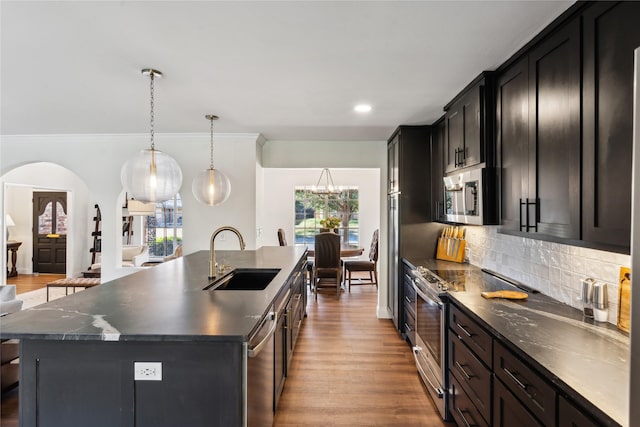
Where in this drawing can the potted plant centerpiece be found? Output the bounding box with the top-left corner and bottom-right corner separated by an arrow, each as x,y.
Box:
319,216 -> 341,233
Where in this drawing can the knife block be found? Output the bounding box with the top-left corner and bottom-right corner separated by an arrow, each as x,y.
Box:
436,237 -> 466,263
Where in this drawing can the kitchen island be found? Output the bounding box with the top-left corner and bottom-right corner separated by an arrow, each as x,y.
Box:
0,247 -> 308,427
406,257 -> 628,427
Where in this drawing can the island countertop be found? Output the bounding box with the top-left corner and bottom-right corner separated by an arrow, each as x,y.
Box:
0,247 -> 307,343
405,257 -> 629,427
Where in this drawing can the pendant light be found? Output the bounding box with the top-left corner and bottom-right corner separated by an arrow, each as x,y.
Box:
121,69 -> 182,203
191,114 -> 231,206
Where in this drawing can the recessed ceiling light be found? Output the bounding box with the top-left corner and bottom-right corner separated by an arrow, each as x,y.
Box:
354,104 -> 372,113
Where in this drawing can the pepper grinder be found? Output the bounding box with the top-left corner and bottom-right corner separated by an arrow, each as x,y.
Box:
592,282 -> 609,323
580,278 -> 595,318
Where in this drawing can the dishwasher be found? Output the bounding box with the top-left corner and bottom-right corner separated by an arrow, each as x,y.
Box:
244,306 -> 277,427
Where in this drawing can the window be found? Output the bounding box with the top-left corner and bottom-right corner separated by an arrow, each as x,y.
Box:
145,194 -> 183,259
294,187 -> 359,245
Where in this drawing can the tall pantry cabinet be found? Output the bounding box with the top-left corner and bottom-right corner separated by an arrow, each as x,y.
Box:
387,125 -> 431,329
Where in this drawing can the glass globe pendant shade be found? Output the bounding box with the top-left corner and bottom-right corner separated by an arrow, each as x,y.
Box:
121,148 -> 183,203
192,167 -> 231,206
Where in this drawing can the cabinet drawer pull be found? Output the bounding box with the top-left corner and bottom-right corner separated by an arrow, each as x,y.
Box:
455,322 -> 473,337
404,323 -> 413,332
405,295 -> 412,303
455,361 -> 474,380
504,368 -> 528,391
456,407 -> 475,427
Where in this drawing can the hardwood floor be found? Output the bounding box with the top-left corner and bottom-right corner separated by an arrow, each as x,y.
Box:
274,283 -> 454,426
6,273 -> 65,294
0,276 -> 453,426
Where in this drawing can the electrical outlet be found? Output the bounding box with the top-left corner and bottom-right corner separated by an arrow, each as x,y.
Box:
134,362 -> 162,381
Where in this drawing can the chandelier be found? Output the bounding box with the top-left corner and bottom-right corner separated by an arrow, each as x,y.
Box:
310,168 -> 342,195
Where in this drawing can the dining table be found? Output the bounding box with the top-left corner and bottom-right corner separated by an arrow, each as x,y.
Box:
306,244 -> 364,258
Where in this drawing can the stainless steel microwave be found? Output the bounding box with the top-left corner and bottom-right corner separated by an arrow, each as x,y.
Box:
443,166 -> 497,225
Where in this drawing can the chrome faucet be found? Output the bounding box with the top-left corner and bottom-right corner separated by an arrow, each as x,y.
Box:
209,226 -> 246,279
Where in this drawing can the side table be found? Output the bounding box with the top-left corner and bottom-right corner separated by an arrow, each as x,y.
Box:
6,241 -> 22,278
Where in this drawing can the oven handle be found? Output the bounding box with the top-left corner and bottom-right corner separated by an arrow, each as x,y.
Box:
412,345 -> 444,398
412,280 -> 443,308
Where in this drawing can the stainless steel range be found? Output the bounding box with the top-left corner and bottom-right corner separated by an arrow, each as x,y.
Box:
409,266 -> 451,420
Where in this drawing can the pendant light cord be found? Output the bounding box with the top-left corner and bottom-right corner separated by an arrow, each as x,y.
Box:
149,72 -> 155,151
210,117 -> 214,169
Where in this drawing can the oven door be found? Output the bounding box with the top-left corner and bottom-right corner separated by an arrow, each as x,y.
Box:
412,281 -> 447,419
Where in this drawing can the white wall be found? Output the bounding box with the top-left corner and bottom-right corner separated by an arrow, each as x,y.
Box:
2,162 -> 91,279
1,133 -> 261,281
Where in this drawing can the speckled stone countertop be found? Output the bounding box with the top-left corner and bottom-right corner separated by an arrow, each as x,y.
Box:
0,247 -> 306,343
405,257 -> 629,427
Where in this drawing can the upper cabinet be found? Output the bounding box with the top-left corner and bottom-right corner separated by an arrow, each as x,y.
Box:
497,2 -> 640,252
582,1 -> 640,250
388,126 -> 432,224
527,18 -> 582,239
431,116 -> 446,221
444,72 -> 496,173
499,19 -> 581,239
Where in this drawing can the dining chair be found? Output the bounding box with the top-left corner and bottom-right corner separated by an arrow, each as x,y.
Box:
277,228 -> 287,246
312,232 -> 342,300
344,229 -> 379,291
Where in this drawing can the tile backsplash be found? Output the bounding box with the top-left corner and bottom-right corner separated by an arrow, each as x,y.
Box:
465,226 -> 630,326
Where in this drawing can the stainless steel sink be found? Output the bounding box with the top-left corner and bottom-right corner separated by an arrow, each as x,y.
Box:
205,268 -> 281,291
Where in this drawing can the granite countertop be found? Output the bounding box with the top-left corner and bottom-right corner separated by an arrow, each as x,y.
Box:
405,257 -> 629,427
0,247 -> 307,343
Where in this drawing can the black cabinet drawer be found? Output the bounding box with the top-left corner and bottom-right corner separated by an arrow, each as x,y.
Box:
558,395 -> 604,427
449,371 -> 489,427
403,308 -> 415,346
494,377 -> 544,427
449,332 -> 491,423
494,341 -> 555,427
403,277 -> 416,319
450,305 -> 492,367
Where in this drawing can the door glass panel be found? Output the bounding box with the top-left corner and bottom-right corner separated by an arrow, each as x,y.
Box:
38,202 -> 53,234
55,202 -> 68,235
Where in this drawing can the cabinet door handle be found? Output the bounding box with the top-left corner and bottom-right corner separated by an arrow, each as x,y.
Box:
504,367 -> 528,391
405,295 -> 412,304
455,322 -> 473,337
455,361 -> 474,380
456,407 -> 475,427
404,322 -> 413,332
519,198 -> 526,231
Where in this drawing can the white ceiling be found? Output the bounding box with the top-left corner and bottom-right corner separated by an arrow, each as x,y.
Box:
1,1 -> 574,141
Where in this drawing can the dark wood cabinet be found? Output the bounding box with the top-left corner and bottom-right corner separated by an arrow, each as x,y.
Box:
449,372 -> 490,427
444,72 -> 495,173
448,304 -> 493,426
528,18 -> 581,239
498,18 -> 581,239
497,56 -> 529,233
387,126 -> 430,330
449,330 -> 491,423
431,116 -> 446,221
403,267 -> 416,345
558,395 -> 604,427
494,377 -> 544,427
449,301 -> 618,427
494,341 -> 556,427
582,1 -> 640,251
